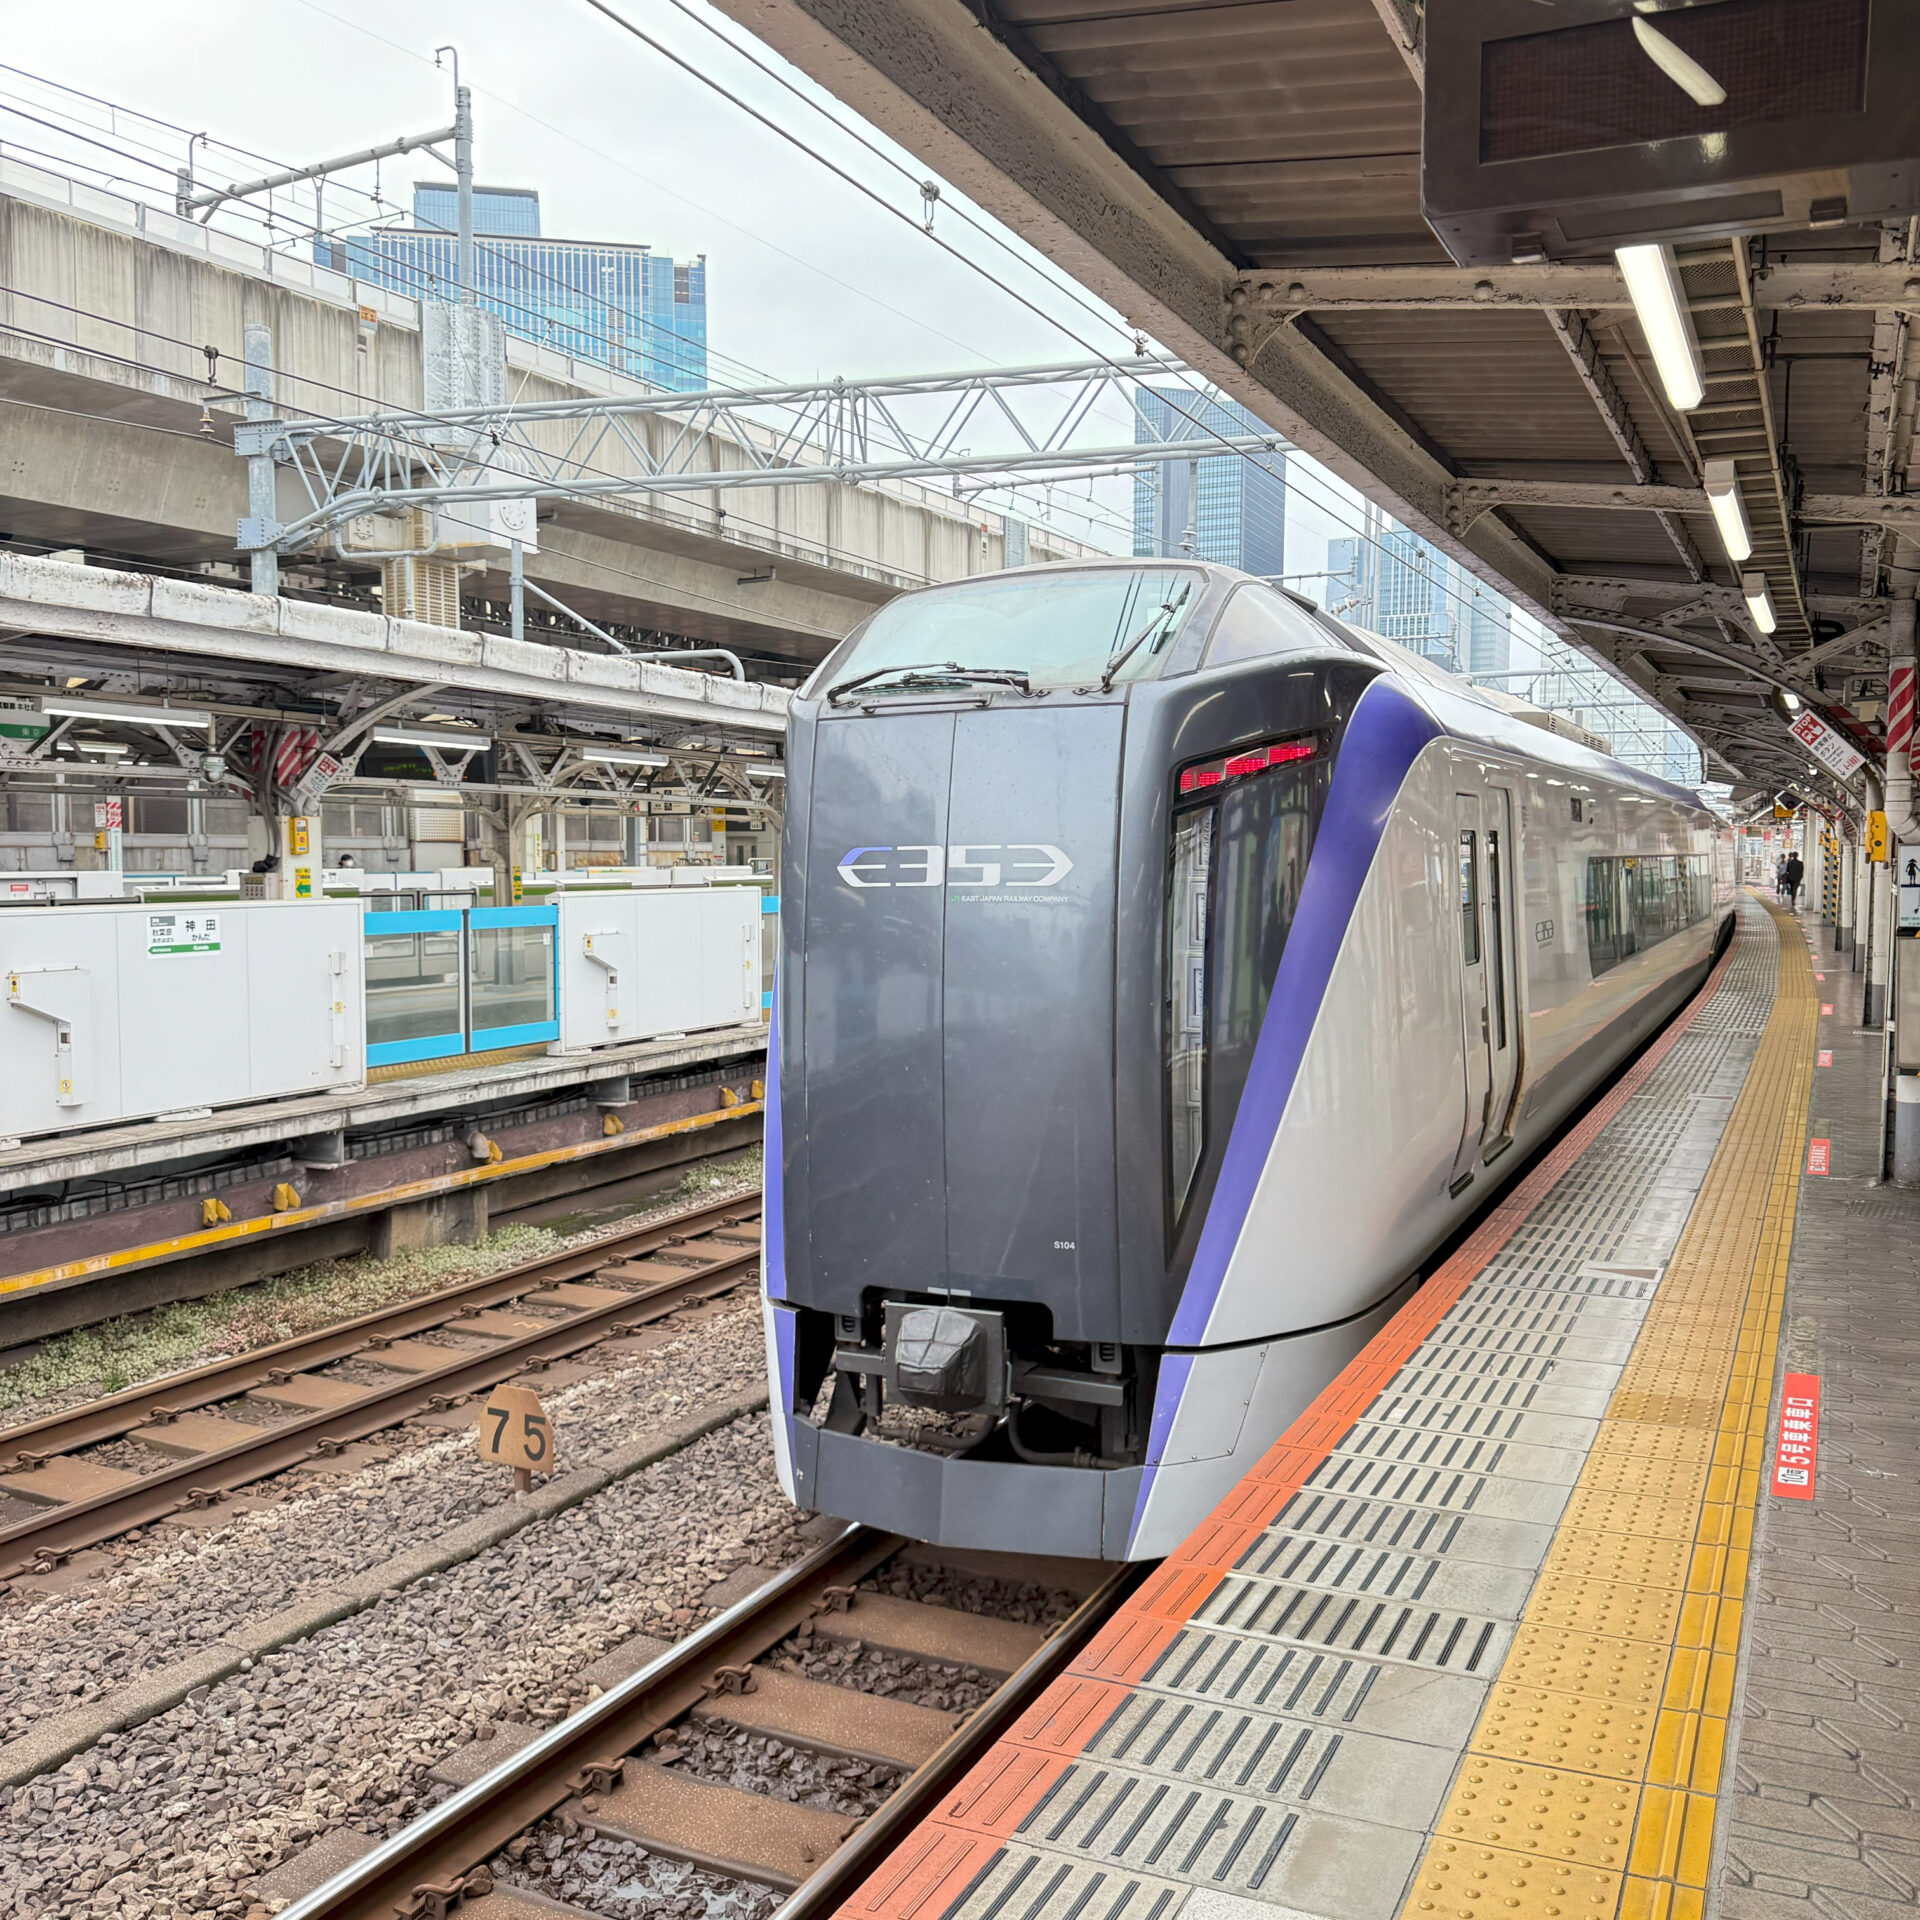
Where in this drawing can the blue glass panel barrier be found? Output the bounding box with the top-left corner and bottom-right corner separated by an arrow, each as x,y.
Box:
469,914 -> 557,1042
364,912 -> 465,1066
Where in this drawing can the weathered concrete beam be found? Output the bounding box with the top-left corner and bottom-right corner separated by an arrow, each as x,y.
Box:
0,554 -> 790,735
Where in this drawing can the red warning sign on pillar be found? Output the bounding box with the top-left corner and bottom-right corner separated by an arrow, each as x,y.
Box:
1771,1373 -> 1820,1500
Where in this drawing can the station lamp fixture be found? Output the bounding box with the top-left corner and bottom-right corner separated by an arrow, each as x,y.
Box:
74,740 -> 130,757
1741,573 -> 1778,636
40,696 -> 212,729
1615,243 -> 1704,412
1701,459 -> 1753,565
369,726 -> 494,752
744,763 -> 786,778
572,746 -> 668,768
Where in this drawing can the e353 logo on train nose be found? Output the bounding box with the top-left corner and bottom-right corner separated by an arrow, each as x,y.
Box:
836,845 -> 1074,888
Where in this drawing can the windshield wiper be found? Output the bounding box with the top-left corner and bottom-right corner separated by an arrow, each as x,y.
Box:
826,661 -> 1033,704
1098,580 -> 1193,692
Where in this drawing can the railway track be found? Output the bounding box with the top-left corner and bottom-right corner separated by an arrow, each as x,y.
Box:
0,1190 -> 763,1582
278,1527 -> 1138,1920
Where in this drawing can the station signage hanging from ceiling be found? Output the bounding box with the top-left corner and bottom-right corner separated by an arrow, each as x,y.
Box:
1787,708 -> 1865,780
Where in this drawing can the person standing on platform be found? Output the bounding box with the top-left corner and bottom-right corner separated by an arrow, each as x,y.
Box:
1775,853 -> 1787,899
1784,851 -> 1805,910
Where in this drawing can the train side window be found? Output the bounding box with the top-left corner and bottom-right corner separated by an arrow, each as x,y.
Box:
1166,810 -> 1214,1213
1458,831 -> 1481,964
1589,848 -> 1712,979
1202,585 -> 1328,668
1586,856 -> 1622,975
1165,743 -> 1335,1241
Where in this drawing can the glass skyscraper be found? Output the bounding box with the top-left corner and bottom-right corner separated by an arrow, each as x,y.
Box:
1318,507 -> 1699,784
1132,389 -> 1285,575
320,186 -> 708,393
1326,525 -> 1459,667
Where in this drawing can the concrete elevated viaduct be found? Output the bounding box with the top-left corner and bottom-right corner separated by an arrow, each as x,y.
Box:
0,153 -> 1099,675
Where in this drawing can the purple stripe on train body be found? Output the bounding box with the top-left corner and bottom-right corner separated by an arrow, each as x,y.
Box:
1127,677 -> 1438,1550
1167,675 -> 1442,1351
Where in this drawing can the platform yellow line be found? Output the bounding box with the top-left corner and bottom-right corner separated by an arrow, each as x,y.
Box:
1401,901 -> 1816,1920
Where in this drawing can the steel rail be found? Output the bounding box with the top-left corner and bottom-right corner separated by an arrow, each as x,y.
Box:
0,1240 -> 757,1580
777,1559 -> 1143,1920
279,1530 -> 1141,1920
277,1526 -> 903,1920
0,1190 -> 760,1470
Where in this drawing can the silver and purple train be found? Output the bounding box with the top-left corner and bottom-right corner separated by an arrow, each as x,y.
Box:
762,561 -> 1733,1560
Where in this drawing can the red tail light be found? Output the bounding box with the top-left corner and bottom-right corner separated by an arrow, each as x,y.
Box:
1179,735 -> 1317,796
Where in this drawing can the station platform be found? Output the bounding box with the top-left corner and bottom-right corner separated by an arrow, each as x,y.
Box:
0,1023 -> 767,1346
836,892 -> 1914,1920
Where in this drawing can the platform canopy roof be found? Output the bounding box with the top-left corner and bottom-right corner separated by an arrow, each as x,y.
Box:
716,0 -> 1916,801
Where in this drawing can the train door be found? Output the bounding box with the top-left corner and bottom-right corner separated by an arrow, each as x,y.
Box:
1451,795 -> 1492,1188
1481,787 -> 1521,1153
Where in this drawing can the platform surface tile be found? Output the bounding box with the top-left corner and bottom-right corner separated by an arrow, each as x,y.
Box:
1714,913 -> 1920,1920
839,896 -> 1834,1920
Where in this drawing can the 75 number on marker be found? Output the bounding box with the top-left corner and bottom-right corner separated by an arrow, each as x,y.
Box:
477,1383 -> 554,1489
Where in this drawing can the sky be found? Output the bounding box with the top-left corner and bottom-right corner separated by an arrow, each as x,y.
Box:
0,0 -> 1638,739
0,0 -> 1402,570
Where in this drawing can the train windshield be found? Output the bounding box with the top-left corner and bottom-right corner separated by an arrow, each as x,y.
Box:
825,568 -> 1203,694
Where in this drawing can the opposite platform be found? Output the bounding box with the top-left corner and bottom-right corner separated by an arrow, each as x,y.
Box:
833,891 -> 1847,1920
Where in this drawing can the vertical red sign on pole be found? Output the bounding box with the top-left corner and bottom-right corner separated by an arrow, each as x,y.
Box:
1771,1373 -> 1820,1499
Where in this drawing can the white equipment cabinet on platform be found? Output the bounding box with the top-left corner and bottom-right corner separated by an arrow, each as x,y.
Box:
1,899 -> 365,1138
555,885 -> 760,1051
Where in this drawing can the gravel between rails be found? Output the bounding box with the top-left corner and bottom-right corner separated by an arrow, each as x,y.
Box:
0,1411 -> 812,1919
0,1296 -> 768,1740
665,1720 -> 902,1816
500,1819 -> 781,1920
491,1559 -> 1082,1920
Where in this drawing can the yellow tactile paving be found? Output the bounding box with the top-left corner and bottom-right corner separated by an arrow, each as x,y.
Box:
1555,1486 -> 1703,1541
1398,900 -> 1816,1920
1406,1838 -> 1624,1920
1499,1625 -> 1670,1703
1436,1760 -> 1638,1869
1524,1574 -> 1687,1645
1474,1683 -> 1657,1779
1539,1530 -> 1696,1594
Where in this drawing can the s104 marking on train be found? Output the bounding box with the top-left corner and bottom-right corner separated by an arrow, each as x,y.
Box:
835,844 -> 1075,888
764,561 -> 1735,1561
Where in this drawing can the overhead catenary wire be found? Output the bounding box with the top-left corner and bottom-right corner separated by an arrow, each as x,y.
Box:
0,92 -> 783,399
3,54 -> 1654,711
0,61 -> 861,406
0,77 -> 1128,540
569,0 -> 1593,649
0,52 -> 1355,564
2,46 -> 1589,639
0,287 -> 1045,589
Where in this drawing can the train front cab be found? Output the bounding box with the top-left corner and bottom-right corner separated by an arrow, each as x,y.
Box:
765,566 -> 1429,1558
762,563 -> 1727,1560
